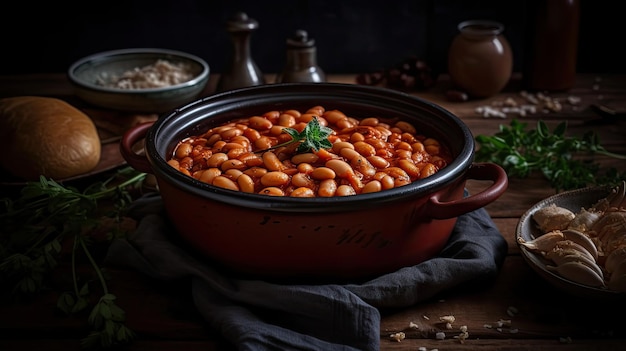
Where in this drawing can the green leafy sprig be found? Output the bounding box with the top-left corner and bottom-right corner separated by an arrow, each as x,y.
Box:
474,119 -> 626,192
256,116 -> 334,154
0,167 -> 146,349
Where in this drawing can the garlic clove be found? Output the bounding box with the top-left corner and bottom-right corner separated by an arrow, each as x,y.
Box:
567,209 -> 602,234
605,246 -> 626,273
518,230 -> 565,252
548,253 -> 604,279
561,229 -> 599,260
545,240 -> 596,263
533,204 -> 575,232
547,261 -> 606,288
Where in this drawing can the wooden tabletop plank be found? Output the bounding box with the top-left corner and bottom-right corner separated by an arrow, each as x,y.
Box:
1,73 -> 625,351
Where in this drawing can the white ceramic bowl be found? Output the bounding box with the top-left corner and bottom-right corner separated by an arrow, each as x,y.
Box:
68,48 -> 210,113
516,184 -> 626,300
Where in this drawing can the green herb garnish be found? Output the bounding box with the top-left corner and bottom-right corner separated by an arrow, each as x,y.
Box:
474,119 -> 626,192
0,166 -> 146,349
257,116 -> 333,154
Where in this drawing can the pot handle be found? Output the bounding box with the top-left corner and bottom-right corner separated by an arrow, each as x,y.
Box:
423,162 -> 508,219
120,121 -> 156,174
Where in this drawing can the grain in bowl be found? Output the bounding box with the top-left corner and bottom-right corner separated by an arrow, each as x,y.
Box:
167,105 -> 453,197
96,59 -> 195,89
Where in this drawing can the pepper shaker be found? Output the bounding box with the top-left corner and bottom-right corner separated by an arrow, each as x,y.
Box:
276,30 -> 326,83
216,12 -> 265,92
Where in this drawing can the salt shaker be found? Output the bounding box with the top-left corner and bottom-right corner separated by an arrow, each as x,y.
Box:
216,12 -> 265,92
276,30 -> 326,83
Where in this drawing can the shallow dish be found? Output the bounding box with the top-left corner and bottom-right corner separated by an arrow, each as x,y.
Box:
68,48 -> 210,113
516,185 -> 626,299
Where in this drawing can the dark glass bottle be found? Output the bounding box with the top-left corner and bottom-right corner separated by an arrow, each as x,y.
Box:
523,0 -> 580,91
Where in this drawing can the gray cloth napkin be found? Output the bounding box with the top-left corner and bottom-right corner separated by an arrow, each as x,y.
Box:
105,192 -> 507,351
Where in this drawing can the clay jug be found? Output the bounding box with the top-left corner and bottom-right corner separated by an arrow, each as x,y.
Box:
447,20 -> 513,98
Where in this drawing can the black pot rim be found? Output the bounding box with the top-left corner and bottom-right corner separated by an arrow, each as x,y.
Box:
144,83 -> 475,212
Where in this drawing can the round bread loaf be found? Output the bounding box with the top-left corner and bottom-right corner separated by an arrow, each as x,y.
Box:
0,96 -> 101,180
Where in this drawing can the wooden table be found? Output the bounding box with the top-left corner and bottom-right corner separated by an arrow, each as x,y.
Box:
1,73 -> 625,351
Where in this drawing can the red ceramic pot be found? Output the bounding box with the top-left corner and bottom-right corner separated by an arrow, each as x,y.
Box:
121,83 -> 507,281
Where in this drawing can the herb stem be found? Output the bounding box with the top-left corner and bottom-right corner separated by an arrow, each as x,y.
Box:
79,234 -> 109,295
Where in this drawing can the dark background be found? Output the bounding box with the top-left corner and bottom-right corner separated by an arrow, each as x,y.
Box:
0,0 -> 623,76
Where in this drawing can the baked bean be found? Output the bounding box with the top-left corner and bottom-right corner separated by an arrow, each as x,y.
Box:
379,174 -> 395,190
169,105 -> 452,197
249,116 -> 273,130
221,159 -> 246,171
205,133 -> 222,147
179,156 -> 193,170
311,166 -> 336,180
332,141 -> 354,154
283,109 -> 301,118
411,152 -> 425,163
220,126 -> 244,140
323,110 -> 347,124
174,142 -> 193,159
395,120 -> 417,134
254,136 -> 274,150
336,118 -> 355,130
339,147 -> 360,161
419,163 -> 438,179
197,168 -> 221,183
278,113 -> 296,127
292,172 -> 315,189
244,166 -> 267,178
238,152 -> 264,167
259,187 -> 285,196
424,140 -> 440,155
362,180 -> 382,193
318,179 -> 337,197
395,149 -> 413,159
365,138 -> 386,150
224,168 -> 243,179
297,163 -> 313,173
398,159 -> 420,178
349,132 -> 365,143
261,171 -> 290,187
167,159 -> 180,169
291,153 -> 319,165
290,187 -> 316,197
230,135 -> 251,149
212,140 -> 227,152
299,113 -> 318,123
207,153 -> 229,168
262,151 -> 286,171
401,132 -> 417,144
366,155 -> 389,169
412,141 -> 425,153
243,128 -> 261,142
306,105 -> 325,116
212,175 -> 239,191
270,125 -> 287,137
326,159 -> 363,190
263,110 -> 280,122
336,184 -> 357,196
360,117 -> 379,127
237,174 -> 255,193
325,159 -> 353,178
352,141 -> 376,157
